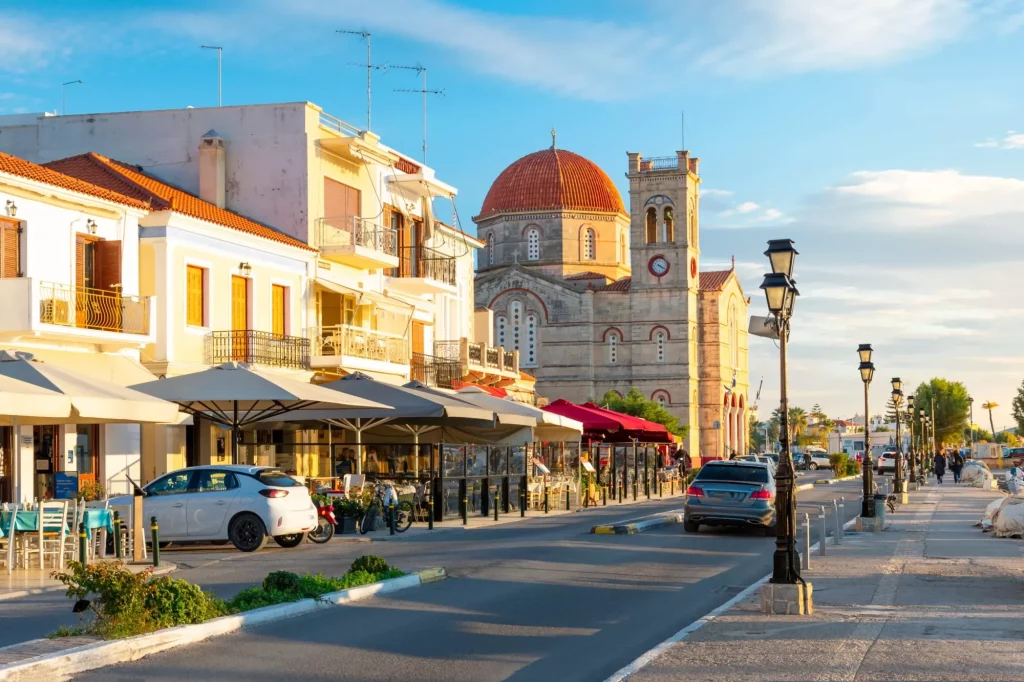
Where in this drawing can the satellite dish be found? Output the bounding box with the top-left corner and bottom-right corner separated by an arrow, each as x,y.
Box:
748,315 -> 779,340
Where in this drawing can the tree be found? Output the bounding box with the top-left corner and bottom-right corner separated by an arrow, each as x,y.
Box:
912,379 -> 970,447
1013,379 -> 1024,436
981,401 -> 998,442
749,414 -> 766,452
599,388 -> 687,438
788,406 -> 808,444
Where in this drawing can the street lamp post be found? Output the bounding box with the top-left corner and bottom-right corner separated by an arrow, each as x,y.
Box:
968,397 -> 974,452
760,239 -> 800,586
857,344 -> 876,518
891,379 -> 904,495
907,394 -> 917,485
919,408 -> 928,481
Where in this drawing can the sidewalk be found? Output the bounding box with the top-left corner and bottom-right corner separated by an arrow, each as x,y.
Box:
0,561 -> 175,602
624,483 -> 1024,682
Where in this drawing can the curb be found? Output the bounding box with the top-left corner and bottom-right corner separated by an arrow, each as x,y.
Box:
592,513 -> 683,535
0,563 -> 178,602
0,567 -> 447,682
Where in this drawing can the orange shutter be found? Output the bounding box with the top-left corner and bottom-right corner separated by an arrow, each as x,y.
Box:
0,218 -> 20,278
94,240 -> 122,291
186,266 -> 204,326
324,179 -> 361,219
75,237 -> 86,289
411,321 -> 425,355
272,285 -> 286,336
231,276 -> 248,331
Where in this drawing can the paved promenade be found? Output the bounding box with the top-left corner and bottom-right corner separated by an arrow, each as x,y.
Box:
626,483 -> 1024,682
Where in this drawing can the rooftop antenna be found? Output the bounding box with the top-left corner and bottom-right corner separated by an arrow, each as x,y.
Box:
61,80 -> 82,116
338,29 -> 384,132
199,46 -> 223,107
392,64 -> 445,164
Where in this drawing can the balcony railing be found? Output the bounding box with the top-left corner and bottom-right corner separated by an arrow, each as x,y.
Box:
393,246 -> 456,287
638,156 -> 679,172
38,281 -> 150,335
411,352 -> 461,389
433,338 -> 519,376
205,330 -> 310,370
316,324 -> 409,365
317,216 -> 398,256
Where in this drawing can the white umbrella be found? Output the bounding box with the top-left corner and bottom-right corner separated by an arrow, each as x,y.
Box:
129,362 -> 390,463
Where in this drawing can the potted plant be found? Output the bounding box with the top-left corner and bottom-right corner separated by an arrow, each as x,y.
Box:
333,498 -> 363,534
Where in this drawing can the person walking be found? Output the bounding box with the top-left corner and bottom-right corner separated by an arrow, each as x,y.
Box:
950,451 -> 965,484
934,450 -> 947,484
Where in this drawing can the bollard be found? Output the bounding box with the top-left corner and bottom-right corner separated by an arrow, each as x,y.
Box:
602,485 -> 607,506
462,494 -> 468,526
494,489 -> 500,522
520,487 -> 526,517
671,477 -> 675,496
428,495 -> 434,530
113,511 -> 123,560
658,476 -> 663,498
633,480 -> 638,501
818,506 -> 827,556
565,486 -> 571,511
78,522 -> 87,565
832,499 -> 841,545
802,513 -> 811,570
544,486 -> 550,514
618,481 -> 623,504
389,500 -> 396,535
838,496 -> 845,542
645,476 -> 650,499
150,517 -> 160,567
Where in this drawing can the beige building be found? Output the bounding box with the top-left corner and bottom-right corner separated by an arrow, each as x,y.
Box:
474,146 -> 750,461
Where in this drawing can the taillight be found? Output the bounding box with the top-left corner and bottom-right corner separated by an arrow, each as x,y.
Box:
686,486 -> 704,497
749,488 -> 772,500
259,489 -> 288,498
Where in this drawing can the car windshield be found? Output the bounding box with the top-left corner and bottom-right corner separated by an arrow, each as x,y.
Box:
696,464 -> 769,484
256,470 -> 302,487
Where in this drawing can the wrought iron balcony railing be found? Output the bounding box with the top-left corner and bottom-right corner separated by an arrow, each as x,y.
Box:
411,352 -> 461,389
317,216 -> 398,255
638,156 -> 679,172
315,324 -> 409,365
392,245 -> 456,287
205,330 -> 310,370
38,281 -> 150,335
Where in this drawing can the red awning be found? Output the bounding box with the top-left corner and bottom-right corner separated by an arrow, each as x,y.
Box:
582,402 -> 672,442
542,399 -> 622,432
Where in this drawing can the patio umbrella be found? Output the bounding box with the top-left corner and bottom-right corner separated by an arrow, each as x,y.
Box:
543,399 -> 623,434
455,386 -> 584,442
581,402 -> 672,443
129,363 -> 389,464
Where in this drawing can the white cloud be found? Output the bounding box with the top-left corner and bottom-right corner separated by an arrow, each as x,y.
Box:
736,201 -> 760,213
758,208 -> 785,221
975,130 -> 1024,149
0,17 -> 55,72
701,188 -> 734,197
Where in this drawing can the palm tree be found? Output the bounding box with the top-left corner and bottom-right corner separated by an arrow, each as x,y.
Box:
788,406 -> 808,444
982,401 -> 999,441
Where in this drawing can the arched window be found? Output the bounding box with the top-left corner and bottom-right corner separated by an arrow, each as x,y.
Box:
510,302 -> 522,354
689,211 -> 696,246
645,207 -> 657,244
487,233 -> 494,266
526,227 -> 540,261
663,207 -> 674,243
655,331 -> 666,363
607,331 -> 619,364
496,315 -> 507,348
583,228 -> 596,260
655,394 -> 667,407
525,314 -> 537,367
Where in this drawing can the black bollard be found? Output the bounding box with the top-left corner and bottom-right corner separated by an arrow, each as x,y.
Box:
389,500 -> 396,535
78,522 -> 87,565
602,485 -> 607,506
494,489 -> 500,522
428,495 -> 434,530
544,485 -> 549,514
150,517 -> 160,567
462,494 -> 468,526
520,486 -> 526,517
113,511 -> 123,559
565,486 -> 571,511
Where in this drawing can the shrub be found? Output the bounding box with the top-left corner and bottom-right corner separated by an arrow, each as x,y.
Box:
76,481 -> 106,502
53,561 -> 155,639
845,460 -> 862,476
349,555 -> 389,575
146,577 -> 226,629
828,453 -> 848,477
262,571 -> 303,594
334,497 -> 364,519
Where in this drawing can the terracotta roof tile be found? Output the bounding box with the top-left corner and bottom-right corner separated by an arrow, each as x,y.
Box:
0,151 -> 149,210
478,148 -> 625,218
699,269 -> 733,292
564,271 -> 608,281
44,153 -> 315,252
599,276 -> 632,292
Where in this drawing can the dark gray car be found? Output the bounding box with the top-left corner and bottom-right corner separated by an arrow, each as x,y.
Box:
684,461 -> 776,535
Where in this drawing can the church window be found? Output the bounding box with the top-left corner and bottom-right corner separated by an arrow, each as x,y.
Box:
487,233 -> 494,266
663,207 -> 674,243
689,211 -> 696,246
655,331 -> 666,363
496,315 -> 507,348
525,314 -> 537,367
655,394 -> 667,407
583,228 -> 596,260
607,331 -> 619,364
511,302 -> 522,352
645,207 -> 657,244
526,227 -> 540,261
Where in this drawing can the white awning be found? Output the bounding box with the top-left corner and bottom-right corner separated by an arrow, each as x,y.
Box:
315,278 -> 414,317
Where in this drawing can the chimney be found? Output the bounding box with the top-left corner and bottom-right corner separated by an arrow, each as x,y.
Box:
198,130 -> 226,208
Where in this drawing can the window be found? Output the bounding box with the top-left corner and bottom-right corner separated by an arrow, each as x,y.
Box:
511,301 -> 522,354
487,233 -> 494,266
146,471 -> 193,496
646,207 -> 657,243
496,315 -> 507,348
324,178 -> 360,220
655,394 -> 667,407
695,463 -> 769,485
608,332 -> 619,364
656,331 -> 666,363
196,470 -> 239,492
689,211 -> 697,246
525,314 -> 537,367
272,285 -> 287,336
526,227 -> 540,261
663,207 -> 674,242
186,265 -> 206,327
0,218 -> 21,278
583,228 -> 595,260
255,470 -> 302,487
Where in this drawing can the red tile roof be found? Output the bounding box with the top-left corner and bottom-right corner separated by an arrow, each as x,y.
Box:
44,153 -> 315,251
699,269 -> 733,291
599,276 -> 632,291
0,151 -> 149,210
478,148 -> 626,218
564,271 -> 608,281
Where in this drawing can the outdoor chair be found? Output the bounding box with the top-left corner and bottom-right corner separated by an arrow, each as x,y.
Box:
22,500 -> 68,570
1,505 -> 17,575
84,499 -> 110,559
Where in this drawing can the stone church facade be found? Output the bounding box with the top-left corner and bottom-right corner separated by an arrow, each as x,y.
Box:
474,146 -> 750,461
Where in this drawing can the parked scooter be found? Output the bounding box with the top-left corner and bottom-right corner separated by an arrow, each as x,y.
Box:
307,501 -> 337,544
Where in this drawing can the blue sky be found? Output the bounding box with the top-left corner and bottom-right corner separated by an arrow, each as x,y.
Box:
3,0 -> 1024,430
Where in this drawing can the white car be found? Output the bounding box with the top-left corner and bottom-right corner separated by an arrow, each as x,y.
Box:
876,452 -> 901,475
112,465 -> 317,552
800,453 -> 832,471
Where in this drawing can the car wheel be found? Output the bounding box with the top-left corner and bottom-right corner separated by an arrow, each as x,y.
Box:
809,463 -> 818,470
228,513 -> 268,553
683,519 -> 700,533
273,533 -> 305,548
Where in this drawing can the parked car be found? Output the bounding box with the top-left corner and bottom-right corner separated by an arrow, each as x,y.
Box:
876,452 -> 901,475
800,453 -> 833,471
1005,447 -> 1024,467
684,461 -> 776,536
110,465 -> 317,552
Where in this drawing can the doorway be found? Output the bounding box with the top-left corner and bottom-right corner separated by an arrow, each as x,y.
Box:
76,425 -> 99,490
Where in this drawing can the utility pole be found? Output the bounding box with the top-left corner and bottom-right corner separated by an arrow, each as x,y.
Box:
392,64 -> 445,164
62,80 -> 82,116
200,46 -> 223,106
338,30 -> 384,131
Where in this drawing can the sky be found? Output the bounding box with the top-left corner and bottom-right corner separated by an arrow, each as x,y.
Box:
2,0 -> 1023,430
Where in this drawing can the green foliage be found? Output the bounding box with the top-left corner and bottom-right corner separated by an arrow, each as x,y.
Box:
349,555 -> 390,575
749,414 -> 767,452
828,453 -> 848,477
262,571 -> 303,593
310,493 -> 331,508
1013,379 -> 1024,437
223,568 -> 405,613
146,577 -> 227,629
47,625 -> 89,639
75,481 -> 106,502
599,388 -> 687,438
912,379 -> 970,446
333,497 -> 364,518
844,460 -> 862,476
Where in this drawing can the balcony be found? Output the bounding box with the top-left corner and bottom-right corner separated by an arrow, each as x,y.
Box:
316,216 -> 399,270
312,324 -> 410,377
638,156 -> 679,172
434,338 -> 519,381
0,277 -> 155,349
386,246 -> 457,296
204,330 -> 310,371
410,352 -> 461,389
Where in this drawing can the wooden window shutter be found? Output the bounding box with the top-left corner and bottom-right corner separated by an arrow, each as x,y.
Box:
324,178 -> 361,219
94,240 -> 122,292
0,219 -> 20,278
272,285 -> 286,336
75,237 -> 86,290
186,265 -> 204,326
411,321 -> 425,356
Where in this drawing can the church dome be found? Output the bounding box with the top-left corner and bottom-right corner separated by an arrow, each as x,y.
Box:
478,147 -> 626,218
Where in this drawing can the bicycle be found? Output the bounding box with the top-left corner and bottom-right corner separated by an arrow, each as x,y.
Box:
359,481 -> 414,534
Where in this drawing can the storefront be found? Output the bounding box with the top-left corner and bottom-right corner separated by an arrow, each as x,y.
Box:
31,424 -> 99,501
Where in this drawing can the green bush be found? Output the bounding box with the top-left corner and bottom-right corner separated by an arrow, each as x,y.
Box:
828,453 -> 848,477
349,555 -> 389,575
146,577 -> 226,629
844,460 -> 862,476
262,571 -> 303,594
333,497 -> 364,519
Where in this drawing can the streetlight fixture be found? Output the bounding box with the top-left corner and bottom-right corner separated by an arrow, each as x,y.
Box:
200,46 -> 223,107
62,80 -> 82,116
759,239 -> 802,589
857,344 -> 876,519
891,379 -> 905,496
907,394 -> 917,485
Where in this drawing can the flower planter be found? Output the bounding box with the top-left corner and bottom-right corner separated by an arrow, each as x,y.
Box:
336,516 -> 358,535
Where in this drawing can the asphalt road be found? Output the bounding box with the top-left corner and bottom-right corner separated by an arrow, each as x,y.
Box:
68,478 -> 863,682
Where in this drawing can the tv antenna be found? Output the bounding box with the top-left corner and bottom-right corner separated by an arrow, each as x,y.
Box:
338,29 -> 386,131
392,64 -> 445,164
752,376 -> 763,412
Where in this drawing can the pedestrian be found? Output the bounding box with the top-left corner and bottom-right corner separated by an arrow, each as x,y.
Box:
950,451 -> 965,484
934,451 -> 947,484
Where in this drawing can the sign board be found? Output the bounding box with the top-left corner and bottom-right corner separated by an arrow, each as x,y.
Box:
54,472 -> 79,499
581,460 -> 596,473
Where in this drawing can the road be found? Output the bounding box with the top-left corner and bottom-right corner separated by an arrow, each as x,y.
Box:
68,477 -> 862,682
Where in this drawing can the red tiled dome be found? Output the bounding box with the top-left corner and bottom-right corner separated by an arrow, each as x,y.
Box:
478,148 -> 625,217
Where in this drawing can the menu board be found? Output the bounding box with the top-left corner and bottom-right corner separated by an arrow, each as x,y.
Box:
55,472 -> 79,500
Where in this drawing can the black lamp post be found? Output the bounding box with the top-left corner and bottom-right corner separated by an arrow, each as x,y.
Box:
921,411 -> 930,476
891,378 -> 904,494
760,239 -> 800,585
907,394 -> 917,484
968,397 -> 974,451
857,344 -> 876,518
